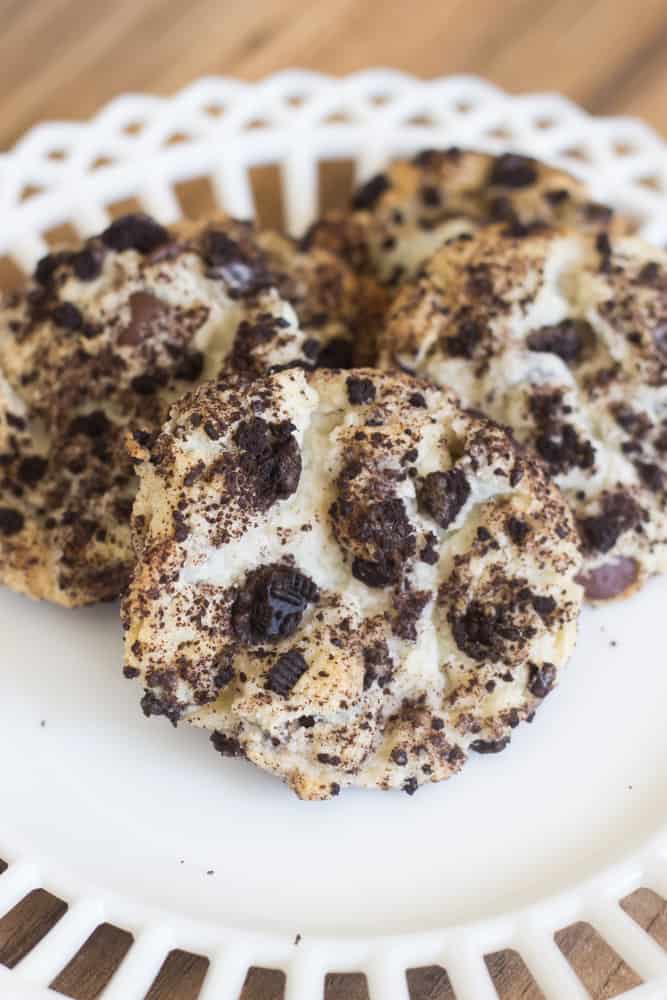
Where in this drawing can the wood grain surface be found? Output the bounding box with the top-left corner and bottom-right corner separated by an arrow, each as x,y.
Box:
1,1 -> 666,997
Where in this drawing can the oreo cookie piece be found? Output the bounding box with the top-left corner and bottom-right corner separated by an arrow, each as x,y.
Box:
381,224 -> 667,600
122,367 -> 582,798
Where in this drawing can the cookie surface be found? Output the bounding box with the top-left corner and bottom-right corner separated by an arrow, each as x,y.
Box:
122,368 -> 582,799
302,147 -> 622,285
381,225 -> 667,600
0,214 -> 361,606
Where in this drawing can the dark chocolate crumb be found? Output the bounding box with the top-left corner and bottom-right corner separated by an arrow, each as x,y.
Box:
528,662 -> 557,698
470,736 -> 511,754
489,153 -> 538,188
346,376 -> 376,405
418,467 -> 470,529
351,173 -> 390,210
101,213 -> 169,254
266,649 -> 309,697
403,777 -> 419,795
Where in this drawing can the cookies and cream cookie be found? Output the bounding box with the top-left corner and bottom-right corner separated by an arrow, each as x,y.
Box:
302,146 -> 622,283
381,224 -> 667,600
122,367 -> 582,798
0,213 -> 361,605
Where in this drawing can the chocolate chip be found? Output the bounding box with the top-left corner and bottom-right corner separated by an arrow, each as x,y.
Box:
403,777 -> 419,795
316,336 -> 354,369
409,392 -> 427,408
17,455 -> 47,485
391,747 -> 408,765
101,213 -> 169,254
330,782 -> 341,796
210,731 -> 244,757
234,417 -> 301,509
232,564 -> 319,644
203,421 -> 219,440
417,467 -> 470,529
119,290 -> 169,346
638,261 -> 661,285
507,517 -> 529,545
636,461 -> 664,491
317,752 -> 341,765
298,715 -> 315,728
123,666 -> 140,679
266,649 -> 308,697
351,173 -> 390,211
35,251 -> 70,286
174,351 -> 205,381
130,373 -> 160,395
201,229 -> 272,296
413,147 -> 461,168
346,376 -> 376,404
577,556 -> 639,600
51,301 -> 83,330
420,185 -> 441,207
579,492 -> 641,553
70,247 -> 102,281
531,594 -> 556,619
489,154 -> 538,188
5,412 -> 26,431
528,662 -> 557,698
526,319 -> 593,363
596,232 -> 612,272
68,409 -> 110,438
132,428 -> 154,449
470,736 -> 511,754
0,507 -> 24,535
445,320 -> 481,358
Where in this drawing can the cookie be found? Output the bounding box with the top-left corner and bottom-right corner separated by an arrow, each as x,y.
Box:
303,148 -> 623,284
301,148 -> 623,363
122,367 -> 582,799
0,213 -> 362,606
381,224 -> 667,600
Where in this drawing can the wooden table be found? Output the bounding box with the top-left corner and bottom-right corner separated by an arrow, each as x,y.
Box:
1,1 -> 666,997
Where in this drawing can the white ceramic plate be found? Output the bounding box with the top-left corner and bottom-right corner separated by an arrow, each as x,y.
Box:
2,71 -> 667,1000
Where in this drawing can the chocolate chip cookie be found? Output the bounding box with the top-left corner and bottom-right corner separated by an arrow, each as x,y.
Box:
381,225 -> 667,600
122,368 -> 582,798
0,213 -> 362,606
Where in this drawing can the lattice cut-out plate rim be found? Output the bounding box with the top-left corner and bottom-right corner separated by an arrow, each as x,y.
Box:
2,70 -> 667,1000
